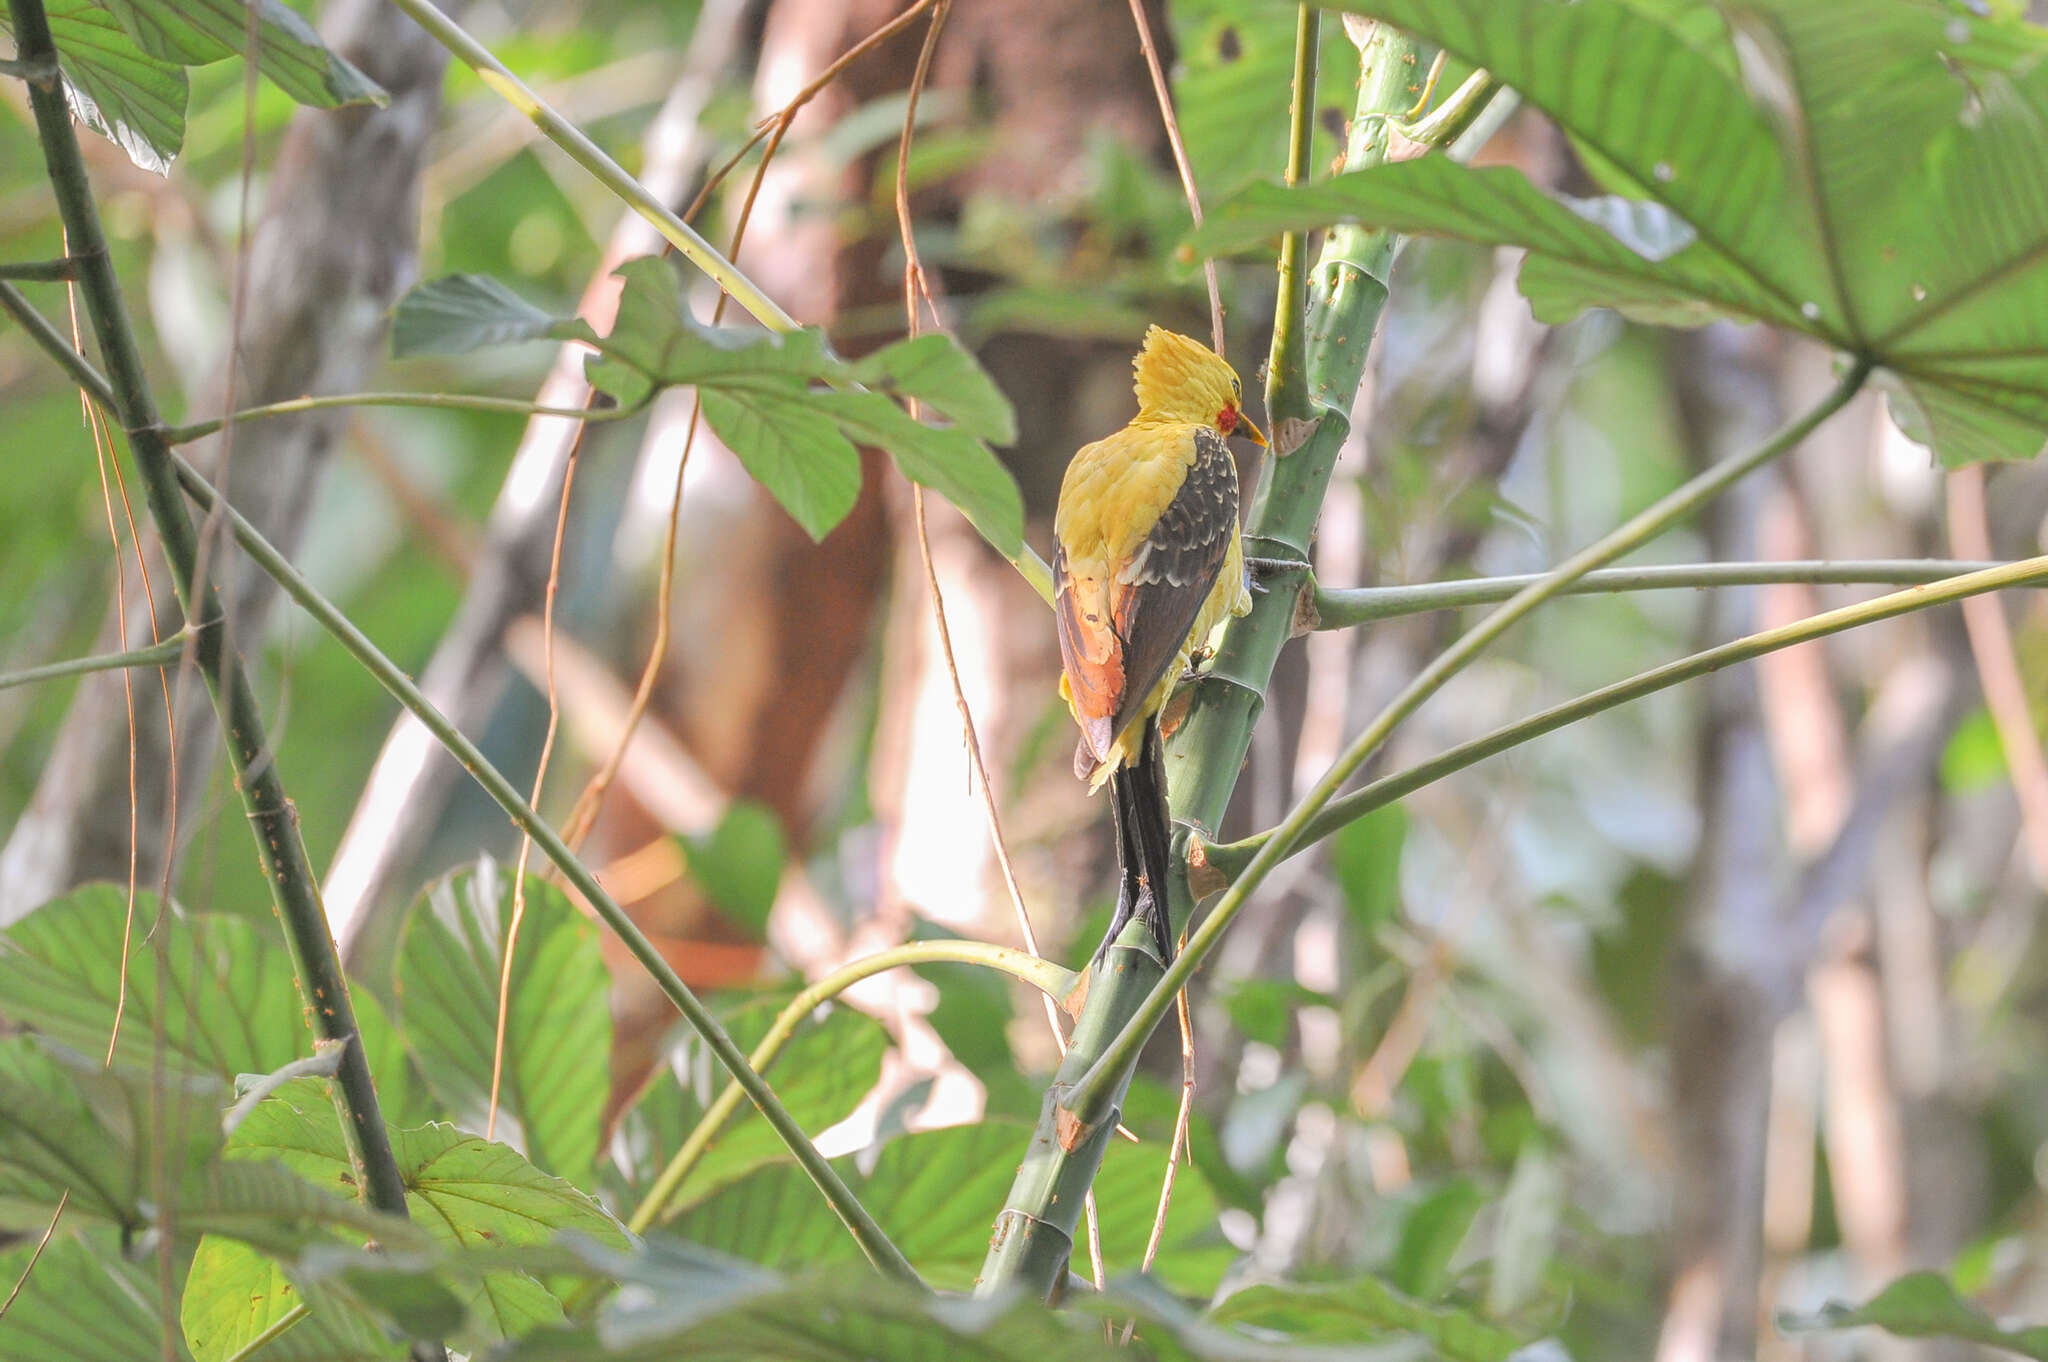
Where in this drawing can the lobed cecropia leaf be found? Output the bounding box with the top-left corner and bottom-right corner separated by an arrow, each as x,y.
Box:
1199,0 -> 2048,468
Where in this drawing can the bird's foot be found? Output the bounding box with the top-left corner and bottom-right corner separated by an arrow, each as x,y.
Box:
1244,550 -> 1314,595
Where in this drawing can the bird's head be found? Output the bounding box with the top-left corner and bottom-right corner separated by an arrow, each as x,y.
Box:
1131,326 -> 1268,446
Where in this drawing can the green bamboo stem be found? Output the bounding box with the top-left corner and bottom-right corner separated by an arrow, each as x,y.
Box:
165,451 -> 921,1287
0,631 -> 191,692
1066,358 -> 1875,1124
626,941 -> 1077,1237
0,256 -> 76,280
161,390 -> 645,444
382,0 -> 1058,604
7,0 -> 416,1223
1206,554 -> 2048,879
1313,560 -> 2009,626
975,22 -> 1425,1304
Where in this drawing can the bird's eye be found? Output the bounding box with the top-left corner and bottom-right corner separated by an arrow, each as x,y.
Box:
1231,376 -> 1241,396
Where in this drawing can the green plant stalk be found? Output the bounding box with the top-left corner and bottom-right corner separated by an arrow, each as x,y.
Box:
0,631 -> 191,692
974,23 -> 1421,1303
0,256 -> 75,280
627,941 -> 1077,1236
1068,356 -> 1876,1122
1314,560 -> 2009,625
6,0 -> 415,1222
1208,553 -> 2048,878
383,0 -> 1058,604
162,390 -> 646,444
1264,5 -> 1319,429
0,278 -> 110,392
164,451 -> 921,1287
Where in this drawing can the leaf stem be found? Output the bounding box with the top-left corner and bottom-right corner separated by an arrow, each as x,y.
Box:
6,0 -> 416,1223
0,631 -> 192,692
1313,559 -> 2009,625
1206,552 -> 2048,878
1067,357 -> 1874,1124
165,452 -> 922,1287
625,941 -> 1077,1238
0,256 -> 77,280
161,390 -> 645,444
222,1304 -> 308,1362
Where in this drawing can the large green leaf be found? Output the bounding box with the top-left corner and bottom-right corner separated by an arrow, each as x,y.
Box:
0,1035 -> 220,1230
674,1119 -> 1236,1294
1169,0 -> 1363,198
0,1232 -> 186,1362
851,333 -> 1018,445
0,0 -> 188,173
0,885 -> 308,1080
496,1245 -> 1391,1362
1781,1271 -> 2048,1359
99,0 -> 384,109
678,802 -> 787,942
818,389 -> 1024,555
395,863 -> 611,1186
227,1081 -> 626,1347
698,386 -> 865,541
183,1234 -> 404,1362
1209,1278 -> 1529,1362
629,1001 -> 889,1211
1202,0 -> 2048,466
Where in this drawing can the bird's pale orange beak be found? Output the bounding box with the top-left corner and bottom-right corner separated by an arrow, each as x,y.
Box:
1239,414 -> 1268,447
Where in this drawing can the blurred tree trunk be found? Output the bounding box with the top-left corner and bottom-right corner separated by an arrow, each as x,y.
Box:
1658,325 -> 1791,1362
0,0 -> 457,921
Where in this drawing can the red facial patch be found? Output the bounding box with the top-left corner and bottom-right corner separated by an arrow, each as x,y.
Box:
1217,405 -> 1238,434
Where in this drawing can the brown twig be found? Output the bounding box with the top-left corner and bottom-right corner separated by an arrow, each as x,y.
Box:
490,432 -> 585,1139
1125,0 -> 1224,355
0,1191 -> 67,1320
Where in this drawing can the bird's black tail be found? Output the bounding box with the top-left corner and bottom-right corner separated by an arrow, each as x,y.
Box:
1097,718 -> 1176,966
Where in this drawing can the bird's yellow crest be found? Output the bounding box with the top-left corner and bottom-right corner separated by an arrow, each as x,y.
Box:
1132,326 -> 1246,429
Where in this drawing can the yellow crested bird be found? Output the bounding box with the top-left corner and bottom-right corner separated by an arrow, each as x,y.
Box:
1054,326 -> 1265,963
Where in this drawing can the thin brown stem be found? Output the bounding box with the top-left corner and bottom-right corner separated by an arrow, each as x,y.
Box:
1126,0 -> 1224,354
492,433 -> 584,1138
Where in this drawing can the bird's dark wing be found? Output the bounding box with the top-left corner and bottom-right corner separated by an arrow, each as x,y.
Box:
1105,427 -> 1239,745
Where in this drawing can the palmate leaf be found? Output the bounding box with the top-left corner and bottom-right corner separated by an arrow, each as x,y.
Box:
1199,0 -> 2048,467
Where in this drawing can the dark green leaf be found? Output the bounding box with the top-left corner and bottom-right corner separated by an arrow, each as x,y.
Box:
1781,1271 -> 2048,1359
390,274 -> 588,358
1391,1176 -> 1484,1300
1329,802 -> 1405,935
818,389 -> 1024,556
1210,1277 -> 1528,1362
853,334 -> 1018,444
680,802 -> 787,941
395,862 -> 611,1186
0,885 -> 308,1080
99,0 -> 384,108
